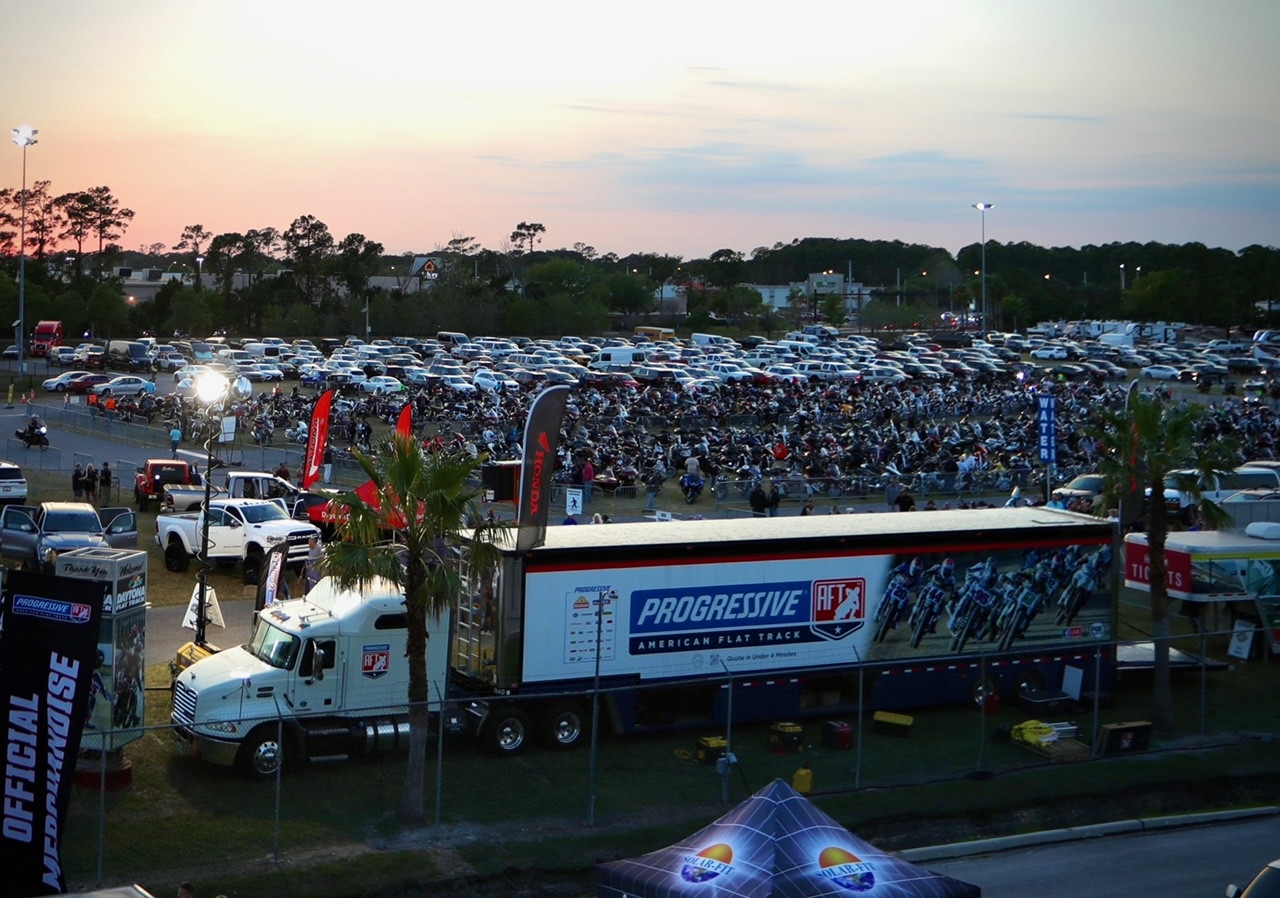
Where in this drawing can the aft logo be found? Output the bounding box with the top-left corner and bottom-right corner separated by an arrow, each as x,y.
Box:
13,594 -> 93,624
810,578 -> 865,641
361,644 -> 391,679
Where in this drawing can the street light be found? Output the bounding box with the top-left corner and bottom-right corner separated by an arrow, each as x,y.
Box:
196,254 -> 205,291
972,202 -> 993,333
1120,263 -> 1126,291
193,370 -> 229,647
12,125 -> 38,377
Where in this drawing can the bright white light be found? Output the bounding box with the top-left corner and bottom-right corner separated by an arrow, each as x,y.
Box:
194,371 -> 229,404
11,125 -> 38,148
972,202 -> 994,212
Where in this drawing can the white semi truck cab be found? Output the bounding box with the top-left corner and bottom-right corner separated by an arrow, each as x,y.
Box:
171,576 -> 447,776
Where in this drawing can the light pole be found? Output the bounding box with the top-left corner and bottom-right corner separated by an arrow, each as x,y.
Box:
972,202 -> 993,333
1120,263 -> 1126,291
196,254 -> 205,291
12,125 -> 38,377
193,371 -> 229,647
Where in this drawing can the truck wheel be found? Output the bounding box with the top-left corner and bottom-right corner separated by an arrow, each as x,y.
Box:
537,702 -> 587,750
243,548 -> 263,585
236,726 -> 289,778
484,705 -> 531,756
164,542 -> 190,573
970,673 -> 1000,710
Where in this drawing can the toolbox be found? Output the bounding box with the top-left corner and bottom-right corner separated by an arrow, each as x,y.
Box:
769,722 -> 805,753
695,736 -> 728,764
822,720 -> 852,750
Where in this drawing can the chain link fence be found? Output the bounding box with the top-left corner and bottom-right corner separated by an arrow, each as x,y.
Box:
61,625 -> 1278,892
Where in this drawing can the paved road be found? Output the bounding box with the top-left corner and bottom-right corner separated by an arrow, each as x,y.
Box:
920,814 -> 1279,897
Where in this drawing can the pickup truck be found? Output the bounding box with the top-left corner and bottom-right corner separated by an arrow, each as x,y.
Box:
135,458 -> 199,511
163,470 -> 340,535
155,497 -> 320,583
0,502 -> 138,569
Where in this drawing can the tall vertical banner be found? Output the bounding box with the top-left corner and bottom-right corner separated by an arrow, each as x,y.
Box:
301,390 -> 334,489
1037,395 -> 1058,465
254,543 -> 293,614
0,570 -> 109,896
395,402 -> 413,438
515,385 -> 571,554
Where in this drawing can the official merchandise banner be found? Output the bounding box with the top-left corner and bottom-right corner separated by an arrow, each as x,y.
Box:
0,570 -> 109,896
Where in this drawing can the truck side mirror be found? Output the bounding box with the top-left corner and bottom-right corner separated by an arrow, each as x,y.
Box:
312,646 -> 325,681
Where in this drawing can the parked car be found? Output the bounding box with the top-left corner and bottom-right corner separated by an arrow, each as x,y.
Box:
1227,858 -> 1280,897
1141,364 -> 1181,380
1029,345 -> 1069,360
66,373 -> 113,394
0,501 -> 138,569
92,375 -> 157,396
473,369 -> 518,393
42,370 -> 93,392
1052,472 -> 1106,509
359,375 -> 406,395
0,460 -> 28,506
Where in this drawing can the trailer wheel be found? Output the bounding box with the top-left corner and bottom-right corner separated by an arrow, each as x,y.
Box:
537,702 -> 587,750
970,673 -> 1000,710
164,541 -> 190,573
484,705 -> 531,756
1015,669 -> 1045,697
236,726 -> 289,778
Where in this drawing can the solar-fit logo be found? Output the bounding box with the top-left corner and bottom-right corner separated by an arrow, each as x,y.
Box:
815,846 -> 876,892
811,578 -> 866,640
13,594 -> 92,624
680,843 -> 734,883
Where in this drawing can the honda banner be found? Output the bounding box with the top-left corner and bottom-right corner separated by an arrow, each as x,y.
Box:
301,389 -> 334,489
515,385 -> 570,554
0,570 -> 109,896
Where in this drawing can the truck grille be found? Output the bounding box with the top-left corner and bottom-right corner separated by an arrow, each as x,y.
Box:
172,680 -> 197,726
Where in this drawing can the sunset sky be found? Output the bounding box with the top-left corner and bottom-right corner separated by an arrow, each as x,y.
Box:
5,0 -> 1277,262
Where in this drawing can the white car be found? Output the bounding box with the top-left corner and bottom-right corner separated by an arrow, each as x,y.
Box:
763,364 -> 806,384
441,374 -> 478,394
473,369 -> 519,393
360,375 -> 405,395
92,375 -> 156,396
1141,364 -> 1181,380
43,370 -> 92,391
1030,345 -> 1069,360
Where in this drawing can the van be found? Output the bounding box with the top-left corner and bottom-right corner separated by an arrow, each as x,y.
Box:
436,331 -> 470,347
777,339 -> 820,359
591,347 -> 651,368
107,340 -> 152,372
242,342 -> 281,359
690,333 -> 739,350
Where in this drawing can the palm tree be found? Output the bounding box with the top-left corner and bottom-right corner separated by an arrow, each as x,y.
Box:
1088,389 -> 1236,732
324,432 -> 503,821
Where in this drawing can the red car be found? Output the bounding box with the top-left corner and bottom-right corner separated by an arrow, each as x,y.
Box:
66,373 -> 112,393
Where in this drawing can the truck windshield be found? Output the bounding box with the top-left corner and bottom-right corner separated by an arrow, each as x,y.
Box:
241,504 -> 289,524
43,510 -> 101,533
248,622 -> 299,670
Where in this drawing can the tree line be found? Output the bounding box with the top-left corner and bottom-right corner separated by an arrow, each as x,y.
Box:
2,185 -> 1279,341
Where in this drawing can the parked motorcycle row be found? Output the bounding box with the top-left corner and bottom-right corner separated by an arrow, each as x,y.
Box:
872,545 -> 1113,655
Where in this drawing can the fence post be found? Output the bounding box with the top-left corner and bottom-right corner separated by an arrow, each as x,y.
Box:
96,743 -> 107,885
434,682 -> 445,827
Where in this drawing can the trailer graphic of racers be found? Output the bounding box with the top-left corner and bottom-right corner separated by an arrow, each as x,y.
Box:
873,557 -> 924,644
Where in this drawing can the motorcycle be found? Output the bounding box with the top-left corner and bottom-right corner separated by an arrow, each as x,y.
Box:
16,424 -> 49,449
678,472 -> 705,504
285,422 -> 310,445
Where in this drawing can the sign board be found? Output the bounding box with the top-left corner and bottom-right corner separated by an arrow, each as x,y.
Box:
183,585 -> 225,631
565,487 -> 584,517
1037,395 -> 1058,464
1228,619 -> 1255,660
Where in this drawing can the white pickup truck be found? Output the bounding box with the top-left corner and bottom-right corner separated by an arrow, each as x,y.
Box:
155,497 -> 320,583
163,470 -> 302,513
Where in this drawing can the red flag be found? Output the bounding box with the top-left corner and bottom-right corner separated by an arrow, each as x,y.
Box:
302,390 -> 334,489
395,402 -> 413,438
515,385 -> 571,553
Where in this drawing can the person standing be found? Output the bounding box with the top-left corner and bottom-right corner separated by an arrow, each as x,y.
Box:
100,462 -> 113,502
72,463 -> 85,500
322,444 -> 334,484
581,456 -> 595,504
84,463 -> 99,505
301,535 -> 324,594
169,423 -> 182,459
644,467 -> 664,511
801,499 -> 816,516
766,479 -> 781,517
749,480 -> 767,517
885,477 -> 902,512
894,489 -> 916,512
